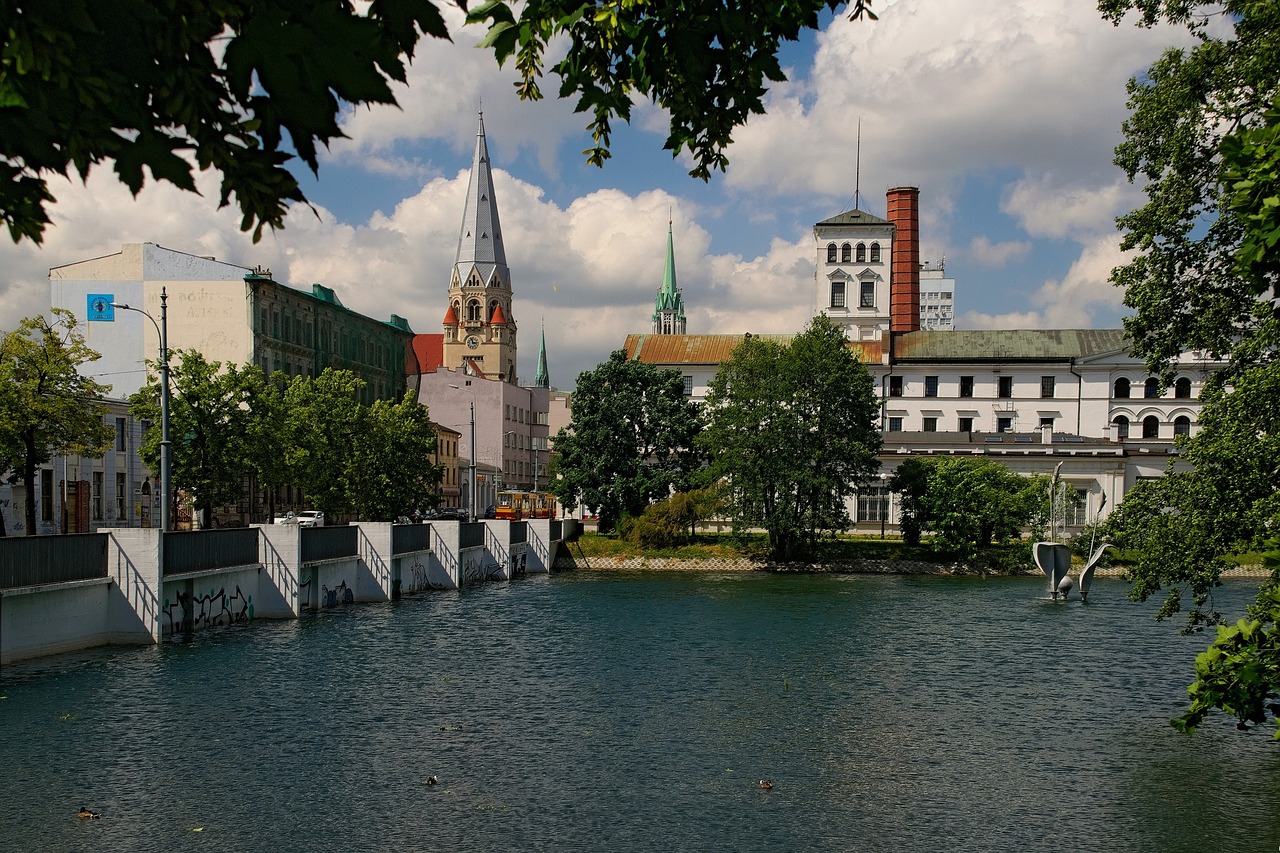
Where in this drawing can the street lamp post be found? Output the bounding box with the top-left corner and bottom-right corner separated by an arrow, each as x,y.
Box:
111,288 -> 171,532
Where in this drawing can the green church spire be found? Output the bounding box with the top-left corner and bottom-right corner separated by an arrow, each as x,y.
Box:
534,324 -> 550,388
652,220 -> 687,334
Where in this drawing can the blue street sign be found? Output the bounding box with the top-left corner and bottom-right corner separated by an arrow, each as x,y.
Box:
87,294 -> 115,321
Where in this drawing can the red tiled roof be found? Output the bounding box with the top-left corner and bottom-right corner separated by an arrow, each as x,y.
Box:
622,333 -> 883,366
411,334 -> 444,373
442,304 -> 458,325
490,303 -> 506,324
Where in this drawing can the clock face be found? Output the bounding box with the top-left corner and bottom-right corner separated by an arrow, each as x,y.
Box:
466,335 -> 480,349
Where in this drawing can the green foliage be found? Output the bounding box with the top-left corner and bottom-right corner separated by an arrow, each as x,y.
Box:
3,0 -> 876,243
281,368 -> 365,516
0,310 -> 114,535
1104,0 -> 1280,733
621,487 -> 725,549
552,350 -> 702,533
348,392 -> 441,521
130,350 -> 257,528
468,1 -> 875,181
890,457 -> 1047,563
700,315 -> 881,561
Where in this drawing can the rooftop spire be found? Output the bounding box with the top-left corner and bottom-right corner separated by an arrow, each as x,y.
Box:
534,324 -> 550,388
454,110 -> 508,286
651,221 -> 687,334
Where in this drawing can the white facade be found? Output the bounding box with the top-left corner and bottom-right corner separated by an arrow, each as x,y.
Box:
814,211 -> 894,343
918,263 -> 955,331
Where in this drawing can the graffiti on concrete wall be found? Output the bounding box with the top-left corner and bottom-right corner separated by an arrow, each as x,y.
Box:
463,556 -> 503,584
321,580 -> 354,608
163,585 -> 253,635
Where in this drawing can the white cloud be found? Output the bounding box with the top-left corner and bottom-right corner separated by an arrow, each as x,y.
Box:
962,235 -> 1129,329
969,236 -> 1032,268
1001,174 -> 1141,240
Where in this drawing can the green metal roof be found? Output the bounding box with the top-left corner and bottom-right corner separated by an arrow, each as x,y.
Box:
815,208 -> 891,227
893,329 -> 1127,362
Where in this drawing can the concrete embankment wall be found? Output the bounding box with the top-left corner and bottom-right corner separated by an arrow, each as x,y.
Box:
0,518 -> 574,666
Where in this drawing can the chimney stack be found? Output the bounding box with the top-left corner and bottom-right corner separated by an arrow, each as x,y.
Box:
887,186 -> 920,333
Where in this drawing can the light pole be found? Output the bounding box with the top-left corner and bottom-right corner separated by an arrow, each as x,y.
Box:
879,471 -> 889,539
449,385 -> 477,522
112,288 -> 171,532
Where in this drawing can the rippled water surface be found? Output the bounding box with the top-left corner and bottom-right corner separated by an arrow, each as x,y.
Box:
2,572 -> 1278,852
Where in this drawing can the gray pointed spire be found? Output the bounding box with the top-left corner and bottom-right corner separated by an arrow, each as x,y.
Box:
534,324 -> 550,388
454,111 -> 509,287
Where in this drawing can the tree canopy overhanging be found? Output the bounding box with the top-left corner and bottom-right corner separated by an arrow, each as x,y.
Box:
0,0 -> 874,245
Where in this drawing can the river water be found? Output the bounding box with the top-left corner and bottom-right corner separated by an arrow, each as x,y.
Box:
1,572 -> 1277,852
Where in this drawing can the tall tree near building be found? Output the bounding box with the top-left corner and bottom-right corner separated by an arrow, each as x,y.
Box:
131,349 -> 255,529
348,392 -> 441,521
552,350 -> 702,533
700,315 -> 880,561
1102,0 -> 1280,736
0,310 -> 113,535
1,0 -> 872,244
240,367 -> 291,523
282,368 -> 365,517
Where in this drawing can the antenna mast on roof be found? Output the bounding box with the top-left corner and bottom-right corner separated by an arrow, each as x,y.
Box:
854,117 -> 862,211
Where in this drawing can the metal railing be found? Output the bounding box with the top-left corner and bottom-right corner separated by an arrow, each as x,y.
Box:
0,534 -> 109,589
391,523 -> 431,555
163,528 -> 260,576
301,525 -> 358,563
510,521 -> 527,544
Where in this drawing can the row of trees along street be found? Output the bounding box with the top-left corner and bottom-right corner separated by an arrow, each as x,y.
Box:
0,314 -> 442,533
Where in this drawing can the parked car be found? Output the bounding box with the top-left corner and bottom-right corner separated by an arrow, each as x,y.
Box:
295,510 -> 325,527
433,507 -> 469,521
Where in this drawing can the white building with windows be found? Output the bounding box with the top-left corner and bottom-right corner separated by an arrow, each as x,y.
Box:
918,261 -> 955,330
623,186 -> 1225,536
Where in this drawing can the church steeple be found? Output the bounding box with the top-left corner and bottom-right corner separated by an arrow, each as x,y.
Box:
652,221 -> 687,335
443,111 -> 518,382
534,325 -> 550,388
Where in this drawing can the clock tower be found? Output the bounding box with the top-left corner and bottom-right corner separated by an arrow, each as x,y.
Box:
442,111 -> 518,381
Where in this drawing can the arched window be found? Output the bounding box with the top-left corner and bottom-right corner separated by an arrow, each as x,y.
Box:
856,242 -> 867,263
1114,378 -> 1130,399
1174,377 -> 1191,398
489,299 -> 500,321
827,243 -> 837,263
870,242 -> 881,263
1174,416 -> 1191,436
841,243 -> 852,263
1112,415 -> 1129,440
1142,415 -> 1160,438
1144,377 -> 1160,398
467,299 -> 482,322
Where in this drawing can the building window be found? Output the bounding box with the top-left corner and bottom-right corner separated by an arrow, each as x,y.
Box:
1040,376 -> 1055,398
997,416 -> 1013,433
830,282 -> 846,309
116,472 -> 126,520
827,243 -> 837,263
115,417 -> 127,451
1069,488 -> 1088,527
1142,415 -> 1160,438
855,243 -> 866,263
888,417 -> 903,432
959,376 -> 974,398
998,376 -> 1013,398
683,375 -> 693,396
1174,377 -> 1191,398
889,376 -> 903,397
841,243 -> 852,263
1113,415 -> 1129,440
1144,377 -> 1160,398
857,486 -> 888,522
958,416 -> 973,433
922,416 -> 938,432
924,376 -> 939,398
1174,415 -> 1191,436
870,242 -> 881,263
1039,417 -> 1055,429
467,300 -> 482,322
40,468 -> 53,522
859,281 -> 875,308
92,471 -> 103,520
1114,378 -> 1130,399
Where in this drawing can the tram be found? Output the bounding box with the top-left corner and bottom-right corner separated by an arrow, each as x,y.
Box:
495,490 -> 558,520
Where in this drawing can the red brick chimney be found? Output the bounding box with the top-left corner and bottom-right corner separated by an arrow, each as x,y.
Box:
887,186 -> 920,333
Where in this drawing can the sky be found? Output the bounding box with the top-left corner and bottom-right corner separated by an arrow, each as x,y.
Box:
0,1 -> 1197,391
